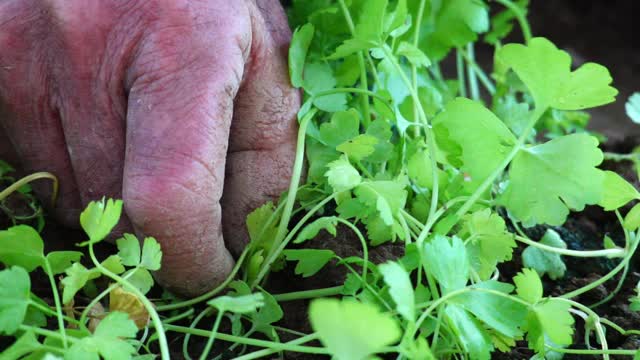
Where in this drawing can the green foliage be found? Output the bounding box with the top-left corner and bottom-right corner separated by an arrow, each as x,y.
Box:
1,1 -> 638,359
309,298 -> 401,360
522,229 -> 567,280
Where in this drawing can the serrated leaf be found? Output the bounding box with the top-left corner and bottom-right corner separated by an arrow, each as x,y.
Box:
0,225 -> 44,272
379,261 -> 415,321
309,298 -> 401,360
526,299 -> 574,352
522,229 -> 567,280
397,42 -> 430,67
444,304 -> 493,360
452,281 -> 526,338
336,134 -> 379,160
500,134 -> 604,226
423,235 -> 469,294
125,268 -> 154,295
319,109 -> 360,148
433,98 -> 516,191
325,156 -> 362,193
289,23 -> 315,88
513,268 -> 543,304
116,234 -> 141,267
101,255 -> 125,274
627,92 -> 640,123
79,198 -> 123,244
421,0 -> 489,60
283,249 -> 335,277
45,251 -> 83,275
61,263 -> 101,304
599,170 -> 640,210
624,203 -> 640,231
67,311 -> 138,360
461,209 -> 516,279
293,216 -> 338,244
208,293 -> 265,314
355,180 -> 407,226
140,237 -> 162,271
303,62 -> 347,112
498,37 -> 617,111
0,266 -> 31,334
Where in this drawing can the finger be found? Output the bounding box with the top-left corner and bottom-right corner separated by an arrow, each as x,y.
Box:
123,2 -> 251,296
50,2 -> 130,233
0,3 -> 82,225
222,0 -> 300,255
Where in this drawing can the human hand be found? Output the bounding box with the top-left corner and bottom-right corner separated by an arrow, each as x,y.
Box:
0,0 -> 299,296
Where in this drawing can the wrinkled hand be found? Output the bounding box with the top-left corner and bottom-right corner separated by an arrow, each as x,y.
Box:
0,0 -> 299,296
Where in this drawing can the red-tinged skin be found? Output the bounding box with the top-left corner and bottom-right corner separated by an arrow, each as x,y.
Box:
0,0 -> 299,296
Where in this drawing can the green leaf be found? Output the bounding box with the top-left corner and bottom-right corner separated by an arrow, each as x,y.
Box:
208,293 -> 265,314
461,209 -> 516,279
293,216 -> 338,244
513,268 -> 543,304
336,134 -> 379,160
246,202 -> 278,249
116,234 -> 141,267
444,304 -> 493,360
289,23 -> 315,88
599,170 -> 640,210
624,203 -> 640,231
355,180 -> 407,226
325,156 -> 362,193
319,109 -> 360,148
303,62 -> 347,112
61,263 -> 101,304
526,299 -> 575,352
101,255 -> 125,274
407,149 -> 436,189
396,42 -> 430,68
46,251 -> 83,275
627,92 -> 640,123
309,298 -> 401,360
67,312 -> 138,360
421,0 -> 489,60
498,37 -> 617,110
379,261 -> 415,322
423,235 -> 469,294
283,249 -> 335,277
500,134 -> 604,226
433,98 -> 516,191
0,331 -> 42,359
0,266 -> 31,335
140,237 -> 162,271
79,198 -> 123,244
0,225 -> 44,272
353,0 -> 388,43
126,268 -> 154,295
484,0 -> 529,45
522,229 -> 567,280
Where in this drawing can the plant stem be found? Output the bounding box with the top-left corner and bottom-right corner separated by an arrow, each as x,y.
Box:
88,244 -> 170,360
0,172 -> 58,206
337,0 -> 371,127
495,0 -> 532,42
254,109 -> 318,288
466,43 -> 480,101
157,246 -> 250,311
198,310 -> 224,360
273,286 -> 344,302
42,260 -> 68,348
456,49 -> 467,98
514,235 -> 626,258
166,325 -> 330,355
603,152 -> 640,161
19,324 -> 78,344
234,333 -> 320,360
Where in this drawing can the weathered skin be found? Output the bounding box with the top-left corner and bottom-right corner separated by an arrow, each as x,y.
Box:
0,0 -> 299,296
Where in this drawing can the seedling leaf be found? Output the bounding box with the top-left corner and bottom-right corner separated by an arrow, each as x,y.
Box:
309,298 -> 401,360
379,261 -> 415,321
522,229 -> 567,280
283,249 -> 335,277
423,235 -> 469,294
0,266 -> 31,335
79,198 -> 123,244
